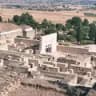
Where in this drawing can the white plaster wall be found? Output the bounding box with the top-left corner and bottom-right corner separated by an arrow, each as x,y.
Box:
40,33 -> 57,55
25,28 -> 35,39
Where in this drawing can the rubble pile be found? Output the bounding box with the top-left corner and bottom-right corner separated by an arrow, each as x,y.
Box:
0,69 -> 21,96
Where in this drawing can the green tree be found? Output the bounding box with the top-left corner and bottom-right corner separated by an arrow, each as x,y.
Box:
31,21 -> 39,35
81,26 -> 90,40
48,21 -> 56,29
89,23 -> 96,40
41,19 -> 49,29
20,13 -> 35,25
71,16 -> 82,26
41,20 -> 56,34
0,16 -> 2,22
62,25 -> 66,31
44,26 -> 56,35
13,15 -> 20,24
13,13 -> 41,35
65,19 -> 72,30
75,24 -> 82,44
13,13 -> 36,26
56,23 -> 64,31
94,33 -> 96,44
82,19 -> 89,26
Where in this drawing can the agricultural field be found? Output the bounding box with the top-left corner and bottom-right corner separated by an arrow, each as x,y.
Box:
0,8 -> 96,24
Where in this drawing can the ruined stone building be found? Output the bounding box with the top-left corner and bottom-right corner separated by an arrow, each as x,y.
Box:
0,23 -> 96,95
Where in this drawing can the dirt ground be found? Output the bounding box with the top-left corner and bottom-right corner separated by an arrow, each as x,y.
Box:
8,85 -> 66,96
0,8 -> 96,24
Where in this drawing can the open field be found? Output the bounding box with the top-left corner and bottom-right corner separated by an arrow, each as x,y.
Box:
0,8 -> 96,24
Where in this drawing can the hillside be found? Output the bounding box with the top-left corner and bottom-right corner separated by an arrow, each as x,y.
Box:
0,0 -> 96,5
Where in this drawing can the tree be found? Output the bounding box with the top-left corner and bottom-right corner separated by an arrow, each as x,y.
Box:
44,26 -> 56,35
12,13 -> 42,36
65,19 -> 72,30
62,25 -> 66,31
13,13 -> 37,26
41,19 -> 56,34
31,21 -> 39,35
0,16 -> 2,22
75,24 -> 82,44
41,19 -> 49,29
56,23 -> 64,31
82,19 -> 89,26
89,23 -> 96,40
47,21 -> 56,29
20,13 -> 35,25
13,15 -> 20,24
94,33 -> 96,44
81,26 -> 90,40
71,16 -> 82,26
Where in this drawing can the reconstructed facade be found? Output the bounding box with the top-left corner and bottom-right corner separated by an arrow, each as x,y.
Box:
40,33 -> 57,55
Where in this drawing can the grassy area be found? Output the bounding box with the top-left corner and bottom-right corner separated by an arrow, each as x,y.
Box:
84,13 -> 96,17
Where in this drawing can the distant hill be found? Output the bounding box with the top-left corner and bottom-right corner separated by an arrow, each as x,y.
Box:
79,0 -> 96,5
0,0 -> 96,5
